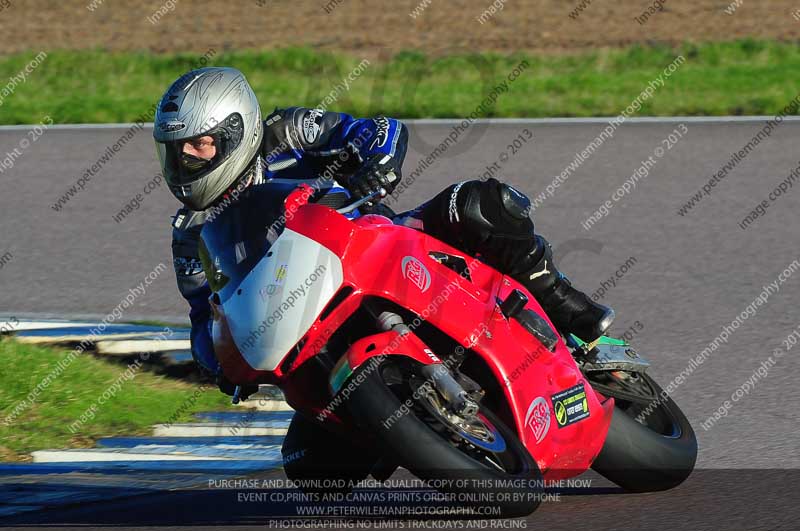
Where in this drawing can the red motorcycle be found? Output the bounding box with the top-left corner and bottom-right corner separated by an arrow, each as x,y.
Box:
200,181 -> 697,517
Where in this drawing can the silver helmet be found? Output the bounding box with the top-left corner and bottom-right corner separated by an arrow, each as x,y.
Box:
154,67 -> 263,211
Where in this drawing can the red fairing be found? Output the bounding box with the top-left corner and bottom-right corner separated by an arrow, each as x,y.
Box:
209,295 -> 269,384
284,203 -> 613,477
215,193 -> 613,478
345,329 -> 439,370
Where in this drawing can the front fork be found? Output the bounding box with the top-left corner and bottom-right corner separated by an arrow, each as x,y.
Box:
332,307 -> 480,419
375,310 -> 480,418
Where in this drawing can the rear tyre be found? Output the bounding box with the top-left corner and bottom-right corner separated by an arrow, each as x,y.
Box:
590,373 -> 697,492
347,360 -> 543,518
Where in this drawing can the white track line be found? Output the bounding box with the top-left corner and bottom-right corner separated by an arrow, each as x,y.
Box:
14,332 -> 179,345
152,424 -> 289,437
0,312 -> 188,325
95,339 -> 191,355
0,320 -> 99,331
32,450 -> 223,462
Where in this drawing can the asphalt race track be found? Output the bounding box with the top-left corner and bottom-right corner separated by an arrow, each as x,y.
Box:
1,118 -> 799,529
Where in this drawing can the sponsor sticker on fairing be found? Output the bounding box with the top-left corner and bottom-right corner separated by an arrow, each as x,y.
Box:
401,256 -> 431,292
423,348 -> 441,363
259,264 -> 288,301
524,396 -> 551,443
551,382 -> 590,428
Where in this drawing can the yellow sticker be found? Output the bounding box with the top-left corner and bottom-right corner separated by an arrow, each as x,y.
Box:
550,382 -> 590,428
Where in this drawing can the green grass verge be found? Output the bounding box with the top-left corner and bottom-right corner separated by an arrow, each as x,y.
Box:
0,339 -> 232,461
0,39 -> 798,124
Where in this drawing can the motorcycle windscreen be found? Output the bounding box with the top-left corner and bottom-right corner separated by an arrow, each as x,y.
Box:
221,228 -> 343,371
199,182 -> 344,371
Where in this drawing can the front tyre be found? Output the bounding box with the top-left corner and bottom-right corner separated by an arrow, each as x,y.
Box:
347,361 -> 543,518
281,413 -> 380,494
590,373 -> 697,492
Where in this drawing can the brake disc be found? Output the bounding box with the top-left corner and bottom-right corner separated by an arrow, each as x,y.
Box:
412,378 -> 506,453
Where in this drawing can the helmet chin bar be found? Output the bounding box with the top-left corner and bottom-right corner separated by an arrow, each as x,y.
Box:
205,155 -> 262,209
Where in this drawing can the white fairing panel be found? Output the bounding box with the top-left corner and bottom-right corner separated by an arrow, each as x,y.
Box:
223,228 -> 344,371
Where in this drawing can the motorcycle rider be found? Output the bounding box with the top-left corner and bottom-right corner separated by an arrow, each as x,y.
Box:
155,67 -> 614,483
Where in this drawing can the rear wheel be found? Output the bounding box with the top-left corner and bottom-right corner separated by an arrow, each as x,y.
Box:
590,372 -> 697,492
347,360 -> 543,518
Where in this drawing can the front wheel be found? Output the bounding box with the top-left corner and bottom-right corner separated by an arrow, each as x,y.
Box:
590,372 -> 698,492
347,360 -> 543,518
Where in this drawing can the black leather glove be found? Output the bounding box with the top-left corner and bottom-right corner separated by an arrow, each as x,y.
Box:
346,153 -> 401,203
216,373 -> 258,402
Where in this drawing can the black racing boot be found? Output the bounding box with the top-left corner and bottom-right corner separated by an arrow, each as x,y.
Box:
514,235 -> 615,341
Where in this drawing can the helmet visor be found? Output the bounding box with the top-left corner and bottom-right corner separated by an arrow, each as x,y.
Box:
160,113 -> 245,186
